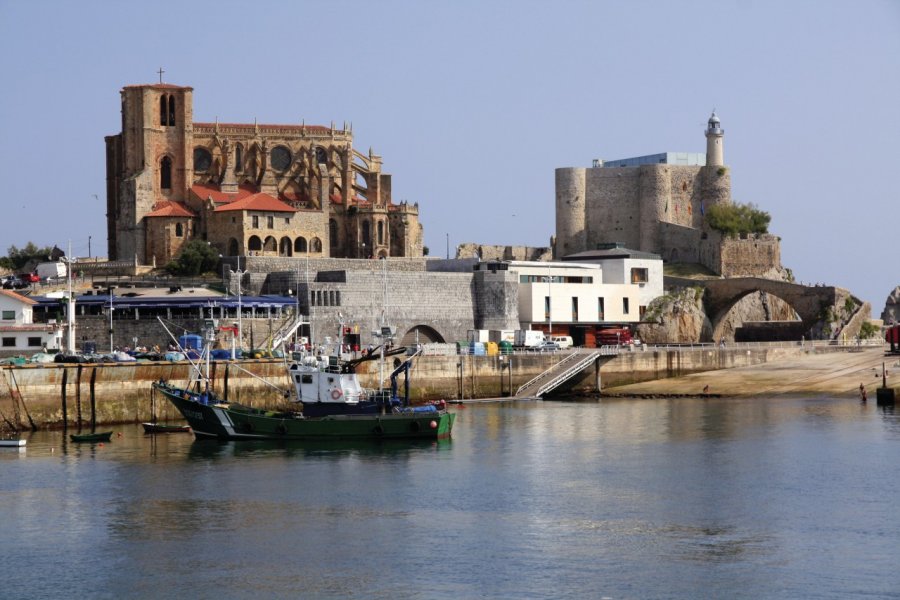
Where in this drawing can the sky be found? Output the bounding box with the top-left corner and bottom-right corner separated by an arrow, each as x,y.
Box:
0,0 -> 898,311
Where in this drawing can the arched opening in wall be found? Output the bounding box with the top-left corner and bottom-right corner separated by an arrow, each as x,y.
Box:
294,237 -> 307,253
354,172 -> 368,200
263,236 -> 277,253
377,249 -> 387,259
235,144 -> 243,173
362,220 -> 371,247
315,146 -> 328,165
310,237 -> 322,253
400,325 -> 445,345
712,290 -> 802,344
159,95 -> 168,127
247,236 -> 262,254
160,156 -> 172,190
228,238 -> 239,256
329,219 -> 338,249
279,236 -> 293,257
377,221 -> 384,245
168,95 -> 176,126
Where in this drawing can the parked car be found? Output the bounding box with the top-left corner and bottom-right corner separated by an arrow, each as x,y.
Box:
536,341 -> 560,352
20,273 -> 39,283
2,276 -> 27,290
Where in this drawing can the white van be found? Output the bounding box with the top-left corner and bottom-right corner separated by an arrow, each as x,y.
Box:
547,335 -> 573,349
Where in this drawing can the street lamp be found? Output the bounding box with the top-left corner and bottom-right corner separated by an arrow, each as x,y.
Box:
108,286 -> 114,352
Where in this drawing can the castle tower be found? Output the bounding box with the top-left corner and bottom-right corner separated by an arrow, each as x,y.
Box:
705,111 -> 724,166
554,168 -> 587,258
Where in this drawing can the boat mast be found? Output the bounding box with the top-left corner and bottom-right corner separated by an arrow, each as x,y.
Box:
66,239 -> 75,354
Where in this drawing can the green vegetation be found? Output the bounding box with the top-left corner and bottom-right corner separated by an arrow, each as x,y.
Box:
843,296 -> 858,314
166,240 -> 220,276
423,246 -> 430,256
662,262 -> 719,279
858,321 -> 880,339
0,242 -> 56,271
705,202 -> 771,237
716,166 -> 728,176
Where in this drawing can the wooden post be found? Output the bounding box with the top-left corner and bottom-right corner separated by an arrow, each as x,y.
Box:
61,367 -> 68,429
224,362 -> 229,401
89,367 -> 97,429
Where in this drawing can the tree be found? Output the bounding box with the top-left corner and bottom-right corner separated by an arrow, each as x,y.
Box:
166,240 -> 220,276
705,202 -> 771,236
0,242 -> 56,270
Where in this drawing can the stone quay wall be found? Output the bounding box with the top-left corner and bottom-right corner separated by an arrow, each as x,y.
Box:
1,345 -> 830,430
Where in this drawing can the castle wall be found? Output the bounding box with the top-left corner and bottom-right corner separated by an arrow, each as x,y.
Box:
583,167 -> 641,250
718,235 -> 781,278
659,222 -> 702,264
456,243 -> 551,262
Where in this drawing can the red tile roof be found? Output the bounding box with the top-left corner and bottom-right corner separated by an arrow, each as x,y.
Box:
190,184 -> 256,204
0,289 -> 37,305
213,193 -> 297,213
144,201 -> 197,218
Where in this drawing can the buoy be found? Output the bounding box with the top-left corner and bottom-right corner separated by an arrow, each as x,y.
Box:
429,420 -> 438,429
331,388 -> 343,400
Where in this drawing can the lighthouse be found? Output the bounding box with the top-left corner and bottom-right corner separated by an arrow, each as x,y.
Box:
705,111 -> 724,167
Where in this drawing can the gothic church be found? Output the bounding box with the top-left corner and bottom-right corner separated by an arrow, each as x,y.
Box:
105,81 -> 423,266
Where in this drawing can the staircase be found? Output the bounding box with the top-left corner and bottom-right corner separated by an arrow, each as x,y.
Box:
515,348 -> 608,398
268,313 -> 309,350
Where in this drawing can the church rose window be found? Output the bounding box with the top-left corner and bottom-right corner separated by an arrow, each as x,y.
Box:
193,148 -> 212,172
271,146 -> 291,171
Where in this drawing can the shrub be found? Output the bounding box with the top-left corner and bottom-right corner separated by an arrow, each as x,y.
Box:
705,202 -> 771,236
166,240 -> 220,276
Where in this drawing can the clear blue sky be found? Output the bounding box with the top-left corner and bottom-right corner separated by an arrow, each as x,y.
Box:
1,0 -> 897,311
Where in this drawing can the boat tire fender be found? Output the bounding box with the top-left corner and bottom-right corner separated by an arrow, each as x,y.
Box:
331,389 -> 343,400
410,421 -> 421,433
373,425 -> 384,435
276,424 -> 288,435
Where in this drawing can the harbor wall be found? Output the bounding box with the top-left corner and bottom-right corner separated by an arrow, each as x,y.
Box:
0,345 -> 843,429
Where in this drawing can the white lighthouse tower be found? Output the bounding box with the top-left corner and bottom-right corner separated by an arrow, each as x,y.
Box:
705,111 -> 724,167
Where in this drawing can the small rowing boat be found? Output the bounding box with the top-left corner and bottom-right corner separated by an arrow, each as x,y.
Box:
69,431 -> 113,443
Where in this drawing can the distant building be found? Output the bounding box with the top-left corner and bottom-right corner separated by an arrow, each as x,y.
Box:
105,81 -> 423,267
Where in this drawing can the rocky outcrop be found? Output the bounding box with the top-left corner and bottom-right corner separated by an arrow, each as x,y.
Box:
882,286 -> 900,324
636,287 -> 712,343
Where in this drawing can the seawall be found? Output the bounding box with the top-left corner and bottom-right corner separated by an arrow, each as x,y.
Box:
0,345 -> 854,429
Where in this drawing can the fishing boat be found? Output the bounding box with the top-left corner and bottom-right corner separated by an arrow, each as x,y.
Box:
69,431 -> 113,443
152,318 -> 455,441
141,422 -> 191,434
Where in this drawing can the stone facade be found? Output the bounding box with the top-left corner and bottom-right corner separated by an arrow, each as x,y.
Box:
456,243 -> 551,262
105,82 -> 423,266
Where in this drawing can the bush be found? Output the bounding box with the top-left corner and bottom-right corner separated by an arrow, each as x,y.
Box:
859,321 -> 880,339
166,240 -> 220,276
705,202 -> 771,236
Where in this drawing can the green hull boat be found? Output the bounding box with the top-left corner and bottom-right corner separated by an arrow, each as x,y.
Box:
154,382 -> 454,441
69,431 -> 113,443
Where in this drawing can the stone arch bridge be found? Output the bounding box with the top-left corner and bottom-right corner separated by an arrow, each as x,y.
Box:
667,276 -> 865,341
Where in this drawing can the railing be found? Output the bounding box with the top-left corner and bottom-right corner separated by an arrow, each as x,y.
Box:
515,349 -> 602,398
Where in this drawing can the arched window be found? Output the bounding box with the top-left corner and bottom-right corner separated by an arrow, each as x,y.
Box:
377,221 -> 384,245
362,220 -> 371,246
160,95 -> 168,127
329,219 -> 338,248
279,237 -> 293,257
228,238 -> 239,256
175,223 -> 183,237
235,143 -> 243,173
294,237 -> 307,253
160,156 -> 172,190
168,95 -> 176,126
311,237 -> 322,253
248,235 -> 262,252
263,236 -> 277,253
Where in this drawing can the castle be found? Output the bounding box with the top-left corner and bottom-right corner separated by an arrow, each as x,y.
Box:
105,81 -> 423,266
554,113 -> 782,278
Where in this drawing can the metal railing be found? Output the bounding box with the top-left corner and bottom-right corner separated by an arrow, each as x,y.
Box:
516,349 -> 602,398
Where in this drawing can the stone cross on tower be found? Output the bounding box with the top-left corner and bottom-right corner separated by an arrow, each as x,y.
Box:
157,67 -> 165,84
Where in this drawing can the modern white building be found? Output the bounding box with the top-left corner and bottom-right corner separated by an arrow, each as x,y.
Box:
0,290 -> 62,355
472,244 -> 663,344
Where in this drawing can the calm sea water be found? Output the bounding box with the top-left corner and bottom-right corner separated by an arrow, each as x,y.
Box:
2,396 -> 900,599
